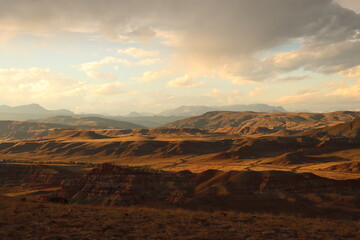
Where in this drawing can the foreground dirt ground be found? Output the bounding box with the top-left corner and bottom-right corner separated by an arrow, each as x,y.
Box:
0,196 -> 359,240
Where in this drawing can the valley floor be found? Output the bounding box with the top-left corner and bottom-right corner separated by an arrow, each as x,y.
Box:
0,196 -> 359,240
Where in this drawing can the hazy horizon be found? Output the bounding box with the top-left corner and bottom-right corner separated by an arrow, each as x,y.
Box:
0,0 -> 359,115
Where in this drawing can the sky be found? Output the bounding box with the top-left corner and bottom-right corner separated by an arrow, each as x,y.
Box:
0,0 -> 359,115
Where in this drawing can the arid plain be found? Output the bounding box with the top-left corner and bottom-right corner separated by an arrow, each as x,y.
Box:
1,110 -> 360,239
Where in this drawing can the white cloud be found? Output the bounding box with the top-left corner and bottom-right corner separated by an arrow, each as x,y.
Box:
88,82 -> 124,96
130,71 -> 167,82
166,74 -> 205,88
0,68 -> 133,111
77,57 -> 131,73
117,47 -> 159,58
0,68 -> 84,102
77,56 -> 160,80
206,88 -> 221,98
249,88 -> 267,97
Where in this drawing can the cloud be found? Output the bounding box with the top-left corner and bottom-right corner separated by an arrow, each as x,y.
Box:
273,75 -> 310,82
2,1 -> 358,50
267,41 -> 360,75
86,72 -> 117,81
136,58 -> 161,66
77,57 -> 131,73
0,68 -> 84,102
249,88 -> 267,97
77,57 -> 129,80
166,74 -> 205,88
0,0 -> 359,85
154,29 -> 184,47
206,88 -> 221,98
118,47 -> 159,58
335,0 -> 360,12
339,65 -> 360,77
215,39 -> 360,84
130,71 -> 167,82
275,79 -> 360,111
0,67 -> 134,112
77,56 -> 160,80
88,82 -> 124,96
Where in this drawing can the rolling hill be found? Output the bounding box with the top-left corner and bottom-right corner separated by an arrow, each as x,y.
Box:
0,116 -> 144,140
163,111 -> 360,135
0,121 -> 74,140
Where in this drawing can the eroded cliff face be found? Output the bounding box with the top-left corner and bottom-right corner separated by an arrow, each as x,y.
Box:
57,163 -> 195,206
56,164 -> 360,217
1,163 -> 359,218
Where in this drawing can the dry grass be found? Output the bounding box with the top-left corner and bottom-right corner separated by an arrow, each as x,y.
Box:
0,196 -> 359,240
1,130 -> 360,181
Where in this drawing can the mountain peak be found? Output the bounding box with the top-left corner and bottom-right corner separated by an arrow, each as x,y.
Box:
0,103 -> 74,121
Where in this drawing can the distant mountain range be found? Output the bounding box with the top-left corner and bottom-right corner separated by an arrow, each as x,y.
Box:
32,115 -> 144,129
0,104 -> 74,121
158,104 -> 286,117
0,103 -> 286,128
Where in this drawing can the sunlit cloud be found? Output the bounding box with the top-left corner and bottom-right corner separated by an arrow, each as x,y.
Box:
0,68 -> 84,102
117,47 -> 159,58
77,57 -> 160,80
275,79 -> 360,111
130,71 -> 167,82
166,74 -> 205,88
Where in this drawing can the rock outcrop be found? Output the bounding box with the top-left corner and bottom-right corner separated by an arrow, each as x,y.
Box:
57,163 -> 195,206
300,118 -> 360,138
324,162 -> 360,173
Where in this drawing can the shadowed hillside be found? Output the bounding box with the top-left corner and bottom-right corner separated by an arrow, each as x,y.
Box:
1,163 -> 359,219
55,163 -> 360,219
